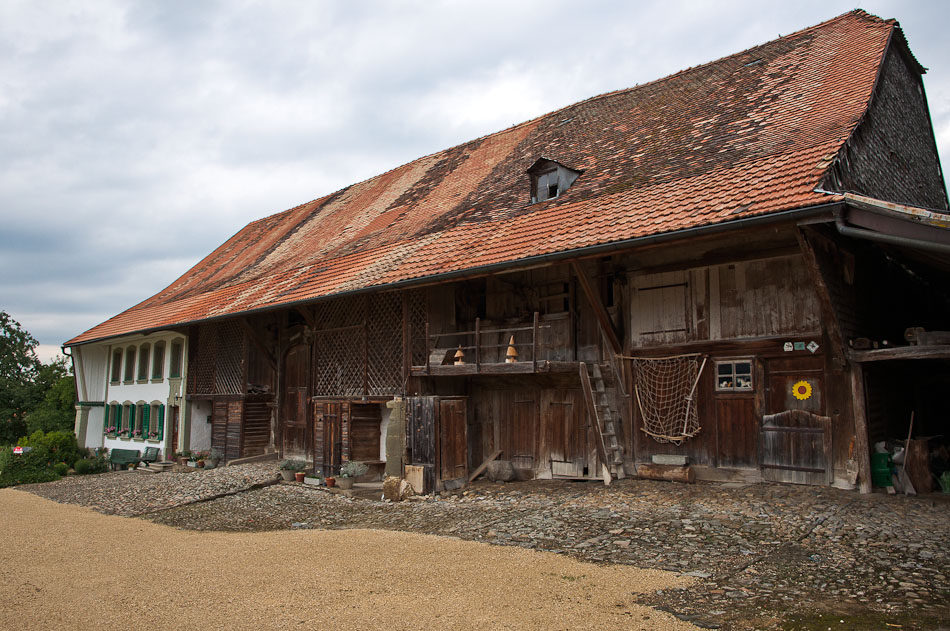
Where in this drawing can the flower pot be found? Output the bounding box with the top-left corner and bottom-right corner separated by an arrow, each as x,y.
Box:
325,476 -> 336,488
295,471 -> 306,483
178,457 -> 188,466
303,476 -> 321,487
280,469 -> 296,481
197,460 -> 205,468
336,477 -> 354,490
187,461 -> 197,468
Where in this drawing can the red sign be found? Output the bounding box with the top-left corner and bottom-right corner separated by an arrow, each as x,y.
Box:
13,446 -> 23,455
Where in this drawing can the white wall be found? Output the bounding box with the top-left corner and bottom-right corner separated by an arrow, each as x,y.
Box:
72,331 -> 186,460
188,399 -> 213,452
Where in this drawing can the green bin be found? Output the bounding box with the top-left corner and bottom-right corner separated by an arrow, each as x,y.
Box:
871,452 -> 893,487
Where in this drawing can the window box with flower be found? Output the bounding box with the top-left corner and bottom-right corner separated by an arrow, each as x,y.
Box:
116,428 -> 131,439
146,430 -> 161,442
104,426 -> 118,438
131,429 -> 144,441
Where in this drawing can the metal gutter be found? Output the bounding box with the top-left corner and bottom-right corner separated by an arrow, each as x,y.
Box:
66,200 -> 844,347
834,217 -> 950,254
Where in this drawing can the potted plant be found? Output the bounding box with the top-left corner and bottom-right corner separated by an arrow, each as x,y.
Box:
105,426 -> 117,438
132,429 -> 143,440
325,476 -> 336,488
336,461 -> 368,490
295,470 -> 306,483
177,450 -> 191,466
278,459 -> 305,481
303,474 -> 321,487
147,430 -> 160,441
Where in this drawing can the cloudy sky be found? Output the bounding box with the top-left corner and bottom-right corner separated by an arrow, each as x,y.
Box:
2,0 -> 947,362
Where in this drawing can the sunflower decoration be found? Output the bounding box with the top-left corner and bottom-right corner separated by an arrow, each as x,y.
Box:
792,380 -> 812,401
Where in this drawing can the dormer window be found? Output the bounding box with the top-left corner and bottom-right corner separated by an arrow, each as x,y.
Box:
528,157 -> 581,203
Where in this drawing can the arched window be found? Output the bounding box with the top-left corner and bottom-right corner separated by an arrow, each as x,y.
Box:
152,341 -> 166,380
110,349 -> 122,383
124,346 -> 136,382
137,344 -> 150,381
169,339 -> 183,378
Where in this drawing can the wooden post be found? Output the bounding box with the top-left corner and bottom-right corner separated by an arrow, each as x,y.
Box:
475,317 -> 481,372
850,362 -> 872,494
425,322 -> 431,375
796,229 -> 847,368
571,261 -> 622,356
532,311 -> 539,372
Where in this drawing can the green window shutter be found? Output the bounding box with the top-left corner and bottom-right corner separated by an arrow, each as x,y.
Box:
158,405 -> 165,440
103,405 -> 110,431
143,405 -> 150,435
129,404 -> 135,432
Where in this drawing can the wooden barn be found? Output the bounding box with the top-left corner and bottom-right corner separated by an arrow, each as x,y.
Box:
66,11 -> 949,494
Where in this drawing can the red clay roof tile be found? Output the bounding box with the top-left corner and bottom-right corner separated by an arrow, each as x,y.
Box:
68,10 -> 897,345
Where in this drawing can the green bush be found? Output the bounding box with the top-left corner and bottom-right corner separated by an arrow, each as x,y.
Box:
0,445 -> 60,487
73,456 -> 108,475
53,462 -> 69,476
19,430 -> 82,468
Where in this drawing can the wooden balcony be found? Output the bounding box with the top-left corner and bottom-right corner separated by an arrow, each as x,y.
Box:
410,311 -> 579,377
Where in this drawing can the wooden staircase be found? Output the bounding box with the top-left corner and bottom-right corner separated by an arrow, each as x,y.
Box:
579,362 -> 625,484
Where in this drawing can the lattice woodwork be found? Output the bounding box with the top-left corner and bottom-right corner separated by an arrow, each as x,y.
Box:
214,320 -> 245,395
367,292 -> 402,395
408,289 -> 428,367
188,325 -> 216,395
313,326 -> 365,396
187,321 -> 246,396
314,294 -> 366,330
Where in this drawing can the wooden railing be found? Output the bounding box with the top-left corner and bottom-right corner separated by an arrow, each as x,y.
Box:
418,312 -> 545,374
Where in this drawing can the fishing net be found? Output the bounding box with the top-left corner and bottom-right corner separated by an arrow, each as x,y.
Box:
631,354 -> 707,444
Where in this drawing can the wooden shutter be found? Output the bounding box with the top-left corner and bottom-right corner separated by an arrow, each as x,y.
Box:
158,405 -> 165,439
103,405 -> 110,431
143,405 -> 150,435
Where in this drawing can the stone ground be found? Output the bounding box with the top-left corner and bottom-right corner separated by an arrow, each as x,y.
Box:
23,464 -> 950,631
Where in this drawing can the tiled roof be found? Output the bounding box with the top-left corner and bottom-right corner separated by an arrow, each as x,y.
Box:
67,10 -> 897,345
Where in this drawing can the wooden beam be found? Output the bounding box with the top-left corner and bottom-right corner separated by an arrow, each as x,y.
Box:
238,318 -> 277,372
571,261 -> 622,356
468,449 -> 503,482
295,305 -> 316,330
849,363 -> 872,494
796,228 -> 847,368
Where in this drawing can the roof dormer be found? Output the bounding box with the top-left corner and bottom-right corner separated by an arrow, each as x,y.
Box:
527,157 -> 581,204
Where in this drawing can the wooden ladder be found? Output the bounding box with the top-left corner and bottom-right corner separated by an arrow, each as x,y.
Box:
580,362 -> 625,484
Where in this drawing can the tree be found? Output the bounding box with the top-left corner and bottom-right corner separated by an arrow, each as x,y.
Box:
0,311 -> 40,444
25,358 -> 76,435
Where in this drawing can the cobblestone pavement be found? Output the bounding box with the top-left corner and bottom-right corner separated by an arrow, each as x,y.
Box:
23,466 -> 950,630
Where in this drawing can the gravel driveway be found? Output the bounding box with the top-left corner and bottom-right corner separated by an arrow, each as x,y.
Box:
19,464 -> 950,630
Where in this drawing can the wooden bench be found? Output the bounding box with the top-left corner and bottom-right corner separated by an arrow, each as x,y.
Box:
109,448 -> 141,471
141,446 -> 160,467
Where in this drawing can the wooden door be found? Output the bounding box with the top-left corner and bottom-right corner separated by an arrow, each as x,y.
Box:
313,400 -> 345,475
281,344 -> 310,459
407,396 -> 437,491
542,389 -> 589,477
439,398 -> 467,482
501,394 -> 538,471
761,356 -> 829,485
170,406 -> 179,458
716,397 -> 757,468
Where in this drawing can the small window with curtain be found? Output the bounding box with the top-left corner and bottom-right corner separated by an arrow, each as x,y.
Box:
716,359 -> 753,392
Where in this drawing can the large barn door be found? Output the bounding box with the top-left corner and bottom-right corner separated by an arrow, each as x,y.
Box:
439,398 -> 467,483
281,344 -> 310,459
